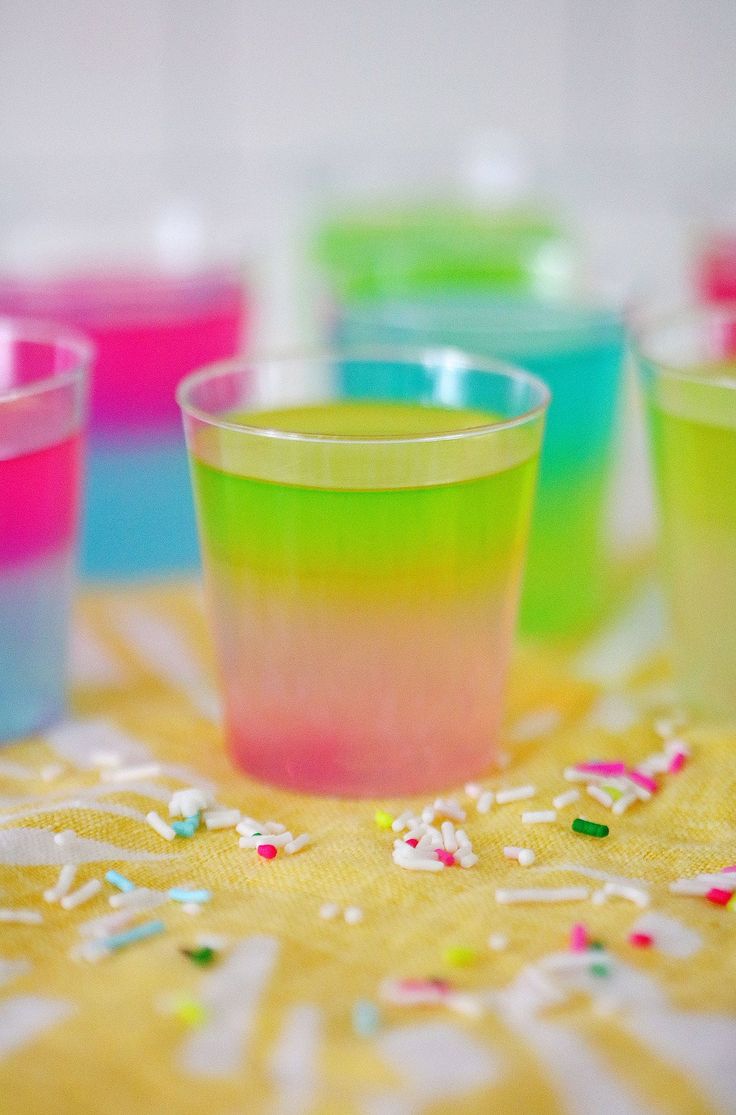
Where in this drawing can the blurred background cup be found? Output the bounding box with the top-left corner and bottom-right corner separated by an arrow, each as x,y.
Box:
636,305 -> 736,720
0,155 -> 253,580
334,295 -> 626,637
178,350 -> 549,795
0,318 -> 90,742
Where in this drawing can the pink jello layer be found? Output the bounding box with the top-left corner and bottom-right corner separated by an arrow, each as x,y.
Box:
0,432 -> 81,565
0,270 -> 246,431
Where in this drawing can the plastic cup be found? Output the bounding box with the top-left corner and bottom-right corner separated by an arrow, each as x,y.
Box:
334,296 -> 625,636
179,350 -> 549,795
0,319 -> 90,742
636,305 -> 736,718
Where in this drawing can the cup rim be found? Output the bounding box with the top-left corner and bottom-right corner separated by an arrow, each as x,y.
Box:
0,315 -> 93,406
176,346 -> 551,446
633,302 -> 736,392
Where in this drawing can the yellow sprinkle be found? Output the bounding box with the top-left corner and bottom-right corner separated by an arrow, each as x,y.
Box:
602,784 -> 623,801
374,810 -> 394,830
173,996 -> 207,1027
443,945 -> 476,967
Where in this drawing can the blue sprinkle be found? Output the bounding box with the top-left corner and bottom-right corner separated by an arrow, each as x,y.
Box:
103,919 -> 166,952
352,999 -> 381,1037
168,888 -> 211,904
105,870 -> 135,893
172,817 -> 199,838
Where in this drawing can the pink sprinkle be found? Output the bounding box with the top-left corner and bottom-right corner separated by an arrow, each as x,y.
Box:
569,922 -> 589,952
668,751 -> 687,774
628,769 -> 658,794
435,849 -> 456,866
628,932 -> 653,948
720,865 -> 736,874
257,844 -> 278,859
576,761 -> 627,776
706,887 -> 732,906
405,838 -> 419,847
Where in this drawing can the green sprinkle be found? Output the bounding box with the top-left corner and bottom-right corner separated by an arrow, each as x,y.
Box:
443,945 -> 476,967
182,946 -> 216,967
591,961 -> 610,977
589,940 -> 605,951
572,817 -> 609,838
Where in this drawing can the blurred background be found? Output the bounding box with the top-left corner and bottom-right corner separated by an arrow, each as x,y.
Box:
1,0 -> 734,576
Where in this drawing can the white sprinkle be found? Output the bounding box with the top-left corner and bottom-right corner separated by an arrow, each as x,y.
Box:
61,879 -> 103,910
421,806 -> 436,824
488,933 -> 508,951
168,788 -> 212,817
434,798 -> 466,822
654,714 -> 687,738
612,792 -> 637,815
626,779 -> 653,802
509,708 -> 562,741
591,888 -> 607,906
603,881 -> 650,907
586,785 -> 614,808
79,908 -> 141,938
404,825 -> 427,841
0,908 -> 43,924
496,785 -> 536,805
284,833 -> 311,855
415,832 -> 437,853
504,846 -> 535,866
319,902 -> 340,920
262,821 -> 287,834
669,874 -> 736,895
521,810 -> 556,824
637,753 -> 670,775
664,737 -> 691,758
89,749 -> 123,768
182,903 -> 202,916
496,886 -> 589,904
457,852 -> 478,868
146,811 -> 176,841
391,811 -> 414,832
102,763 -> 162,783
239,831 -> 293,849
109,888 -> 165,911
476,791 -> 494,814
392,852 -> 444,872
563,768 -> 593,783
44,864 -> 77,903
40,763 -> 65,783
203,809 -> 241,831
344,906 -> 363,925
455,828 -> 471,849
53,829 -> 76,847
235,816 -> 264,835
464,782 -> 482,800
553,788 -> 580,810
441,821 -> 458,853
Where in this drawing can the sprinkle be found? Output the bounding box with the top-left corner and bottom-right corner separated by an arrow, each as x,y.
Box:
563,768 -> 594,783
612,792 -> 637,815
654,714 -> 687,738
488,933 -> 508,951
0,908 -> 43,924
522,810 -> 556,824
628,770 -> 658,796
239,832 -> 293,849
455,828 -> 471,848
61,879 -> 103,910
203,809 -> 241,831
476,790 -> 494,814
182,904 -> 202,916
553,788 -> 580,810
569,923 -> 589,952
504,846 -> 535,866
374,810 -> 394,829
434,798 -> 466,822
257,844 -> 278,859
603,882 -> 650,907
435,850 -> 456,866
405,838 -> 419,847
79,907 -> 142,938
575,761 -> 627,777
172,817 -> 199,838
44,863 -> 78,903
89,749 -> 122,768
146,811 -> 176,842
496,785 -> 535,805
668,751 -> 687,774
109,887 -> 164,910
496,886 -> 589,904
706,888 -> 732,906
168,888 -> 211,904
172,995 -> 207,1026
40,763 -> 65,783
404,825 -> 427,841
727,894 -> 736,912
421,806 -> 436,824
101,919 -> 165,954
464,782 -> 482,800
457,852 -> 478,868
105,870 -> 135,893
54,829 -> 76,847
182,946 -> 216,966
262,821 -> 287,834
344,906 -> 363,925
440,821 -> 458,853
721,865 -> 736,874
235,818 -> 265,836
392,852 -> 444,872
586,785 -> 614,808
352,999 -> 380,1037
664,737 -> 691,758
102,763 -> 162,783
284,833 -> 311,855
628,932 -> 653,948
391,811 -> 413,832
319,902 -> 340,920
168,788 -> 213,817
443,945 -> 476,967
572,818 -> 609,838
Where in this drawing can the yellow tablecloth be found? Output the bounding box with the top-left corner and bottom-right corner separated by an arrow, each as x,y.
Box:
1,580 -> 735,1115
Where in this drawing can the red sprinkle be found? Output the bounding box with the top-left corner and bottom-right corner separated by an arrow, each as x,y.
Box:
435,849 -> 456,866
405,838 -> 419,847
706,887 -> 732,906
628,932 -> 653,948
668,751 -> 687,774
628,769 -> 658,795
257,844 -> 278,859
